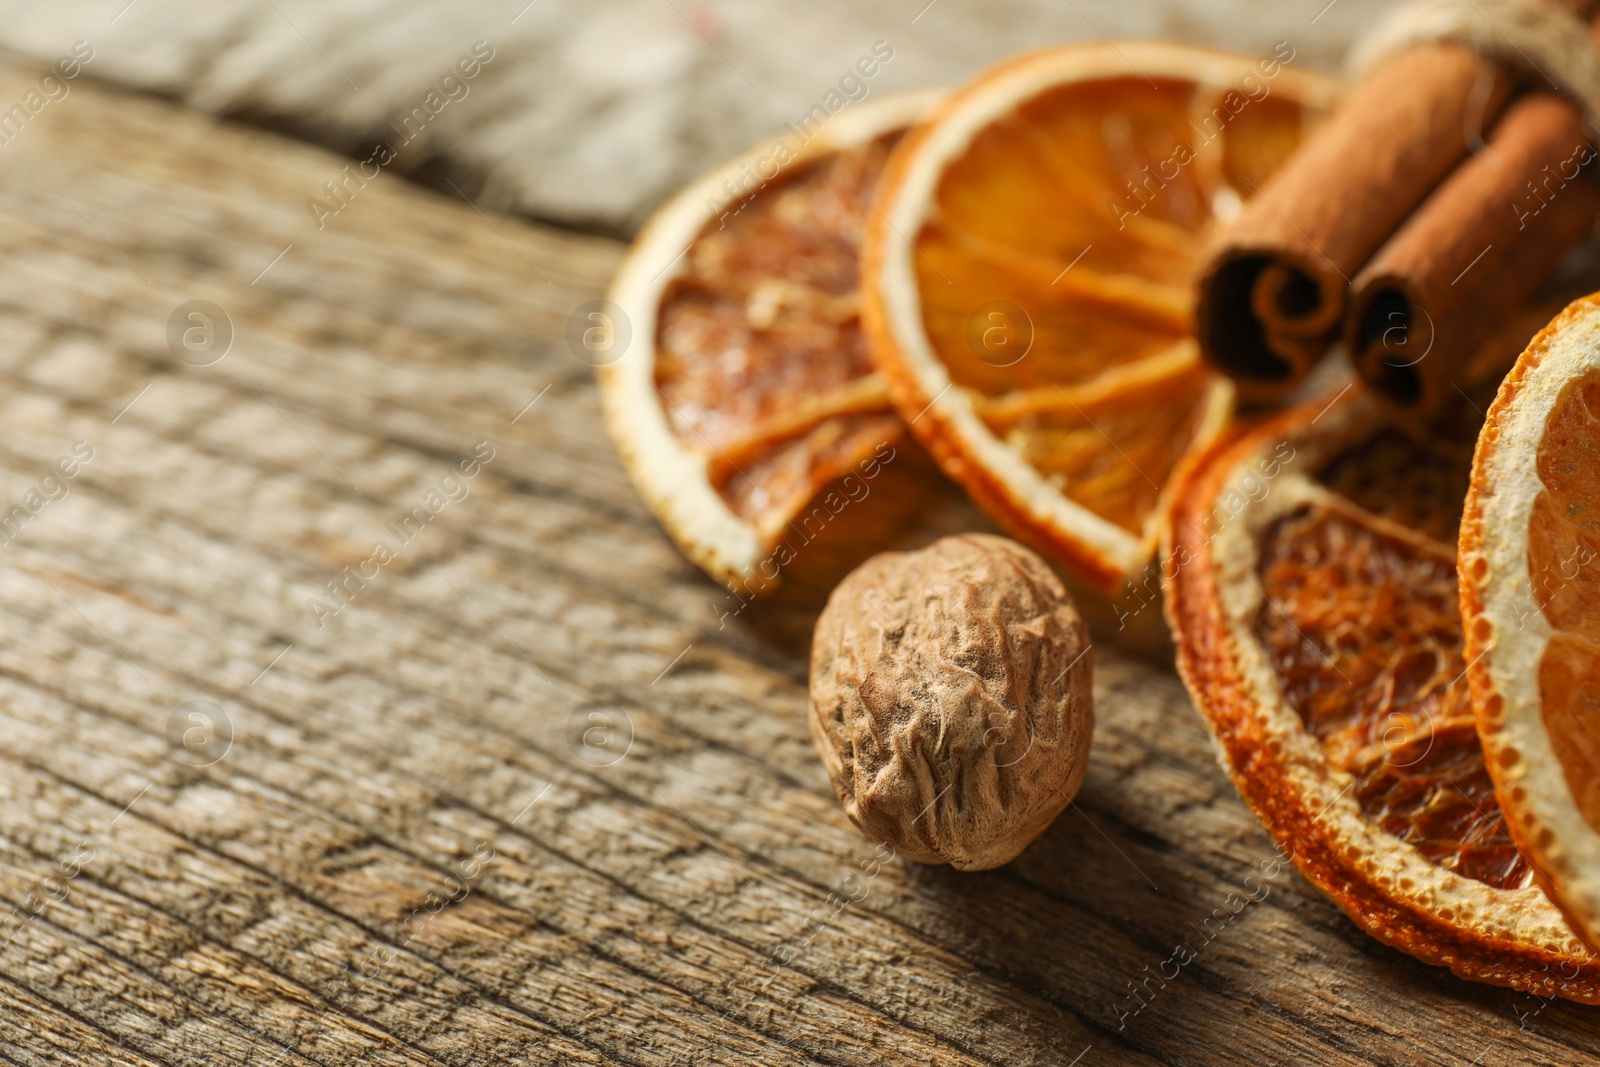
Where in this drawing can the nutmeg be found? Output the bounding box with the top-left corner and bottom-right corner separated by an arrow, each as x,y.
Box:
808,534 -> 1093,870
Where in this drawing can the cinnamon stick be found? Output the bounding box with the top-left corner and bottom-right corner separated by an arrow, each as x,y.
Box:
1350,90 -> 1600,413
1196,44 -> 1515,401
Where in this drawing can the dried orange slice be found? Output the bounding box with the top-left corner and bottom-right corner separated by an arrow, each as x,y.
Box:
1165,382 -> 1600,999
600,91 -> 941,593
862,43 -> 1338,594
1461,292 -> 1600,950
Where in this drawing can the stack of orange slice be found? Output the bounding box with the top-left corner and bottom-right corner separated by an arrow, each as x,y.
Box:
605,43 -> 1339,600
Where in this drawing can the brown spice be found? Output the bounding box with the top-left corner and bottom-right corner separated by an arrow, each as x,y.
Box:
808,534 -> 1092,871
1196,43 -> 1514,401
1350,93 -> 1600,415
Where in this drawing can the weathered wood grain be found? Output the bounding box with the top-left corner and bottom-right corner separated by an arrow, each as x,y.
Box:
0,55 -> 1597,1067
0,0 -> 1391,233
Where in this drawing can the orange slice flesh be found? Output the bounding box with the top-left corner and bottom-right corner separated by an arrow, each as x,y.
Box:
1462,291 -> 1600,951
1166,385 -> 1600,1000
601,91 -> 940,592
863,43 -> 1339,594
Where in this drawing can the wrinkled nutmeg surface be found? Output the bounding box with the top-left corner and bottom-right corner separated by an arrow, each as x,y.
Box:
808,533 -> 1092,870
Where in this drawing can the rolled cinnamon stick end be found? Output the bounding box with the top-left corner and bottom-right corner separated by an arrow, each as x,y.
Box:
1196,43 -> 1513,402
1351,96 -> 1600,416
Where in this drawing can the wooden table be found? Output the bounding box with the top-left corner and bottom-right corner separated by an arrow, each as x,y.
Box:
3,61 -> 1599,1067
